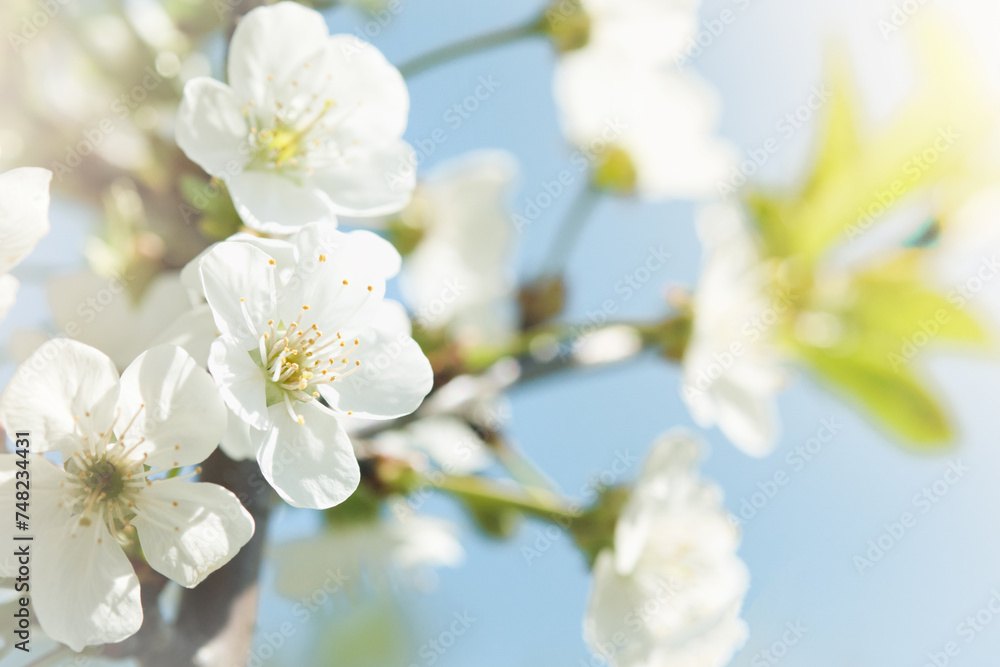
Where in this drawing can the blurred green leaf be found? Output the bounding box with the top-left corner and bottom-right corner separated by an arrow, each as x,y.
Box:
850,255 -> 990,346
799,345 -> 953,448
748,24 -> 992,264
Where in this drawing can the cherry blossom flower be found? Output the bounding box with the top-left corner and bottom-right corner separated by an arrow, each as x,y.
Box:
0,340 -> 253,651
176,1 -> 415,233
398,150 -> 519,347
585,431 -> 748,667
198,223 -> 432,508
554,47 -> 734,199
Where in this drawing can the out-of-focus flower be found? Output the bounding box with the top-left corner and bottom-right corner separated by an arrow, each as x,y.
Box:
176,2 -> 415,233
369,416 -> 494,475
398,151 -> 519,347
682,203 -> 783,457
554,47 -> 733,199
0,340 -> 252,652
199,223 -> 432,509
421,362 -> 517,433
585,431 -> 749,667
0,167 -> 51,320
11,271 -> 191,371
548,0 -> 698,65
273,515 -> 463,596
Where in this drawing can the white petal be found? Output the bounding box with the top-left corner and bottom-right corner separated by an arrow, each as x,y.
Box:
316,35 -> 410,141
255,401 -> 359,509
0,274 -> 17,321
220,409 -> 257,461
200,241 -> 278,347
133,479 -> 254,587
176,78 -> 249,177
0,455 -> 68,577
227,170 -> 337,233
227,2 -> 330,106
311,139 -> 416,217
613,433 -> 702,574
320,300 -> 432,420
116,345 -> 227,469
418,149 -> 518,258
150,304 -> 219,367
583,0 -> 698,66
0,167 -> 51,273
288,223 -> 400,290
180,233 -> 298,300
277,226 -> 391,330
33,510 -> 141,652
711,372 -> 780,457
208,336 -> 270,431
0,339 -> 119,457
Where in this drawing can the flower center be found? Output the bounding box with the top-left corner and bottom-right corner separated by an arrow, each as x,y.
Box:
61,405 -> 200,542
243,63 -> 361,175
256,305 -> 364,424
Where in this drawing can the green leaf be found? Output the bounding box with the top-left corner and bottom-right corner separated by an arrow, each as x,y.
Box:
850,259 -> 990,346
802,51 -> 862,198
747,25 -> 992,264
799,345 -> 953,448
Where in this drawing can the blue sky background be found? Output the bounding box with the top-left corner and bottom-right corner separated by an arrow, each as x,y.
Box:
6,0 -> 1000,665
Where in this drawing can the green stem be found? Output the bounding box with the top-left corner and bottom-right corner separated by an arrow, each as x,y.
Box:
398,17 -> 546,79
428,472 -> 579,524
540,185 -> 602,277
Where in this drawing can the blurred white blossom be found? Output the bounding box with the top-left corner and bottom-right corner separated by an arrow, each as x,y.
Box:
400,150 -> 519,347
578,0 -> 699,66
585,431 -> 748,667
682,203 -> 783,456
11,271 -> 190,371
555,47 -> 734,199
0,167 -> 51,321
370,416 -> 494,475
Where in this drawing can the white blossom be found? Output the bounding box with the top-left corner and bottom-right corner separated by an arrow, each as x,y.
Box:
0,167 -> 51,321
554,47 -> 734,199
176,1 -> 415,233
198,223 -> 432,509
0,340 -> 253,651
399,150 -> 519,348
585,431 -> 749,667
682,203 -> 783,456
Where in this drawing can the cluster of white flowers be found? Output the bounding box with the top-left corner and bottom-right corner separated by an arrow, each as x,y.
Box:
0,1 -> 438,651
0,0 -> 767,661
585,431 -> 749,667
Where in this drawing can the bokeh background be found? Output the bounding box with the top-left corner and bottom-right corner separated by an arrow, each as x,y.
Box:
5,0 -> 1000,665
